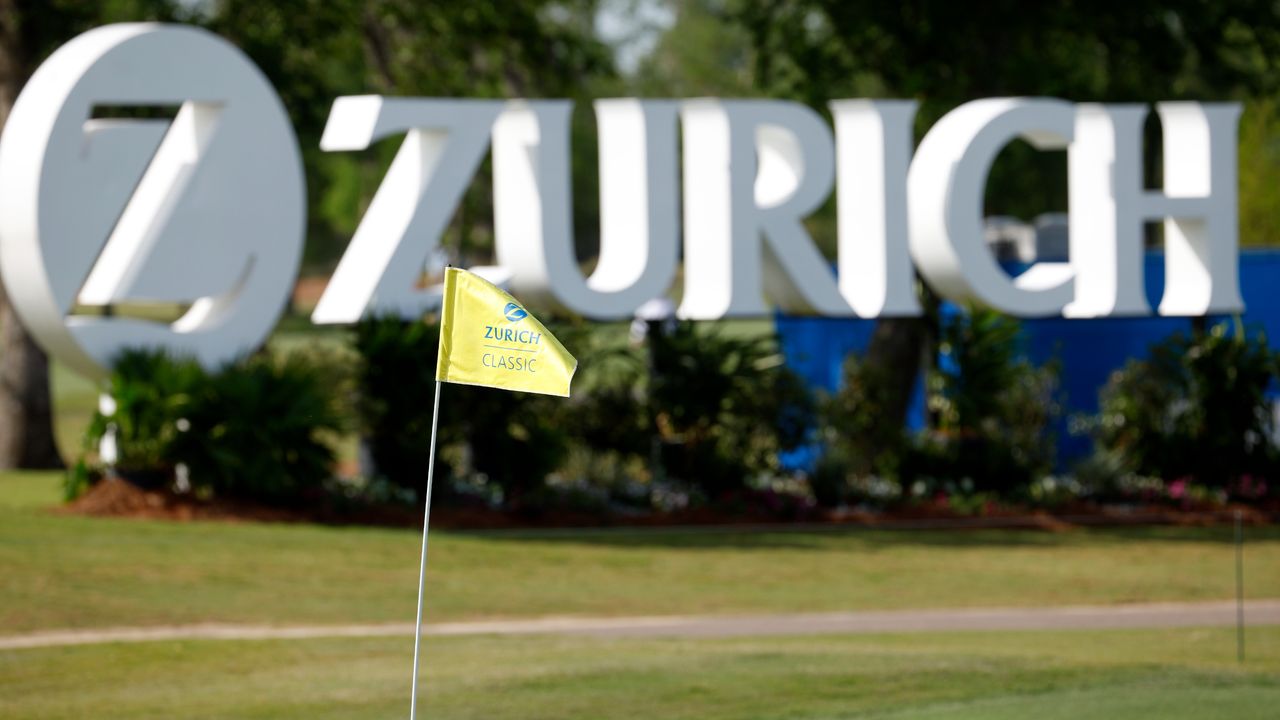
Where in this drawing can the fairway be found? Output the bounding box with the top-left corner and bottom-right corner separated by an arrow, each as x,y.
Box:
1,628 -> 1277,719
3,472 -> 1279,634
4,471 -> 1279,718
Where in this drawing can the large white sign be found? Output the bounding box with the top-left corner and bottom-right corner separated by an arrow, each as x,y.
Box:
0,24 -> 304,378
0,24 -> 1246,377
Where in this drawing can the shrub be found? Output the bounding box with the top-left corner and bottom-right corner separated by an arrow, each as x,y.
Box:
813,354 -> 911,506
352,316 -> 456,498
80,350 -> 205,489
170,353 -> 345,504
450,381 -> 571,508
352,314 -> 572,507
355,316 -> 812,511
1092,320 -> 1280,496
580,321 -> 814,502
655,323 -> 813,498
816,306 -> 1058,505
79,349 -> 343,505
920,306 -> 1059,496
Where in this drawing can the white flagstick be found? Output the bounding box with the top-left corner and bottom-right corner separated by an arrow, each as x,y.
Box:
409,379 -> 443,719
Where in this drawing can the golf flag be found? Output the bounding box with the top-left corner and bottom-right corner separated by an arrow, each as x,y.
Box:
436,267 -> 577,397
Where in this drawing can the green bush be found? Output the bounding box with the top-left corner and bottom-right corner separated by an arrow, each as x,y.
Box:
451,381 -> 571,508
813,354 -> 911,506
82,349 -> 205,486
657,323 -> 813,498
356,316 -> 812,510
169,353 -> 345,504
1092,320 -> 1280,495
352,316 -> 456,498
816,307 -> 1058,505
352,315 -> 572,507
920,307 -> 1059,496
579,322 -> 814,502
79,350 -> 343,504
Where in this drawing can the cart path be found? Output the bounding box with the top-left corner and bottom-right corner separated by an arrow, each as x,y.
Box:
2,600 -> 1277,651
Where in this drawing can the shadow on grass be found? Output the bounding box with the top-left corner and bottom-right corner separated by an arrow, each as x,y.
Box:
449,524 -> 1279,552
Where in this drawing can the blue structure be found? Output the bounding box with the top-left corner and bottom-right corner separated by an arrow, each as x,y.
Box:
775,250 -> 1280,468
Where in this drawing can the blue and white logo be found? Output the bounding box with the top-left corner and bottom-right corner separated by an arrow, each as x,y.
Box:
503,302 -> 528,322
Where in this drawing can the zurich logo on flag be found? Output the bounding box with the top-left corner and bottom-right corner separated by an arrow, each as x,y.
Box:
503,302 -> 528,322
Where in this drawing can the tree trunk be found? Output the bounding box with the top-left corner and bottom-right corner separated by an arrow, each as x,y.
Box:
0,288 -> 63,468
0,0 -> 64,469
862,284 -> 939,430
863,316 -> 929,428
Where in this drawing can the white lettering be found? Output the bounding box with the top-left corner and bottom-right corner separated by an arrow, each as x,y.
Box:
492,100 -> 680,319
1066,103 -> 1243,317
678,99 -> 848,319
310,96 -> 503,324
831,100 -> 922,317
0,23 -> 1252,384
0,23 -> 305,378
908,98 -> 1076,316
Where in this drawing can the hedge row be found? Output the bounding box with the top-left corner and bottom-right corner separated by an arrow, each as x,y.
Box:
75,314 -> 1278,512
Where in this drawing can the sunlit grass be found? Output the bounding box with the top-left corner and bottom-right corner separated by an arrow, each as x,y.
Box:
1,628 -> 1276,719
3,471 -> 1276,634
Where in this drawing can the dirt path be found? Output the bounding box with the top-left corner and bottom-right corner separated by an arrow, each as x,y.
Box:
2,600 -> 1277,651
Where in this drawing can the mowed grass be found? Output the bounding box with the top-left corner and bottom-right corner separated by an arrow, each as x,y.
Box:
3,471 -> 1278,634
20,322 -> 1279,720
49,360 -> 99,464
1,627 -> 1277,719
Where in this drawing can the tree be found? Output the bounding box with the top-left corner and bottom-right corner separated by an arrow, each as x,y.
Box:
1238,98 -> 1280,247
633,0 -> 755,97
206,0 -> 612,272
729,0 -> 1280,427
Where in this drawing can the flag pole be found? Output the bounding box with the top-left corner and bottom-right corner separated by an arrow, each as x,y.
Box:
409,378 -> 443,720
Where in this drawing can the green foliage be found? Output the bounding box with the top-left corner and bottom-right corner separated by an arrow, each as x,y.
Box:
62,459 -> 95,502
451,382 -> 571,508
732,1 -> 1280,222
811,355 -> 911,506
357,316 -> 813,510
13,0 -> 187,71
654,325 -> 808,497
816,307 -> 1058,505
1092,320 -> 1280,493
83,349 -> 204,477
580,322 -> 814,501
351,316 -> 453,498
1238,98 -> 1280,246
169,353 -> 345,504
79,350 -> 343,504
352,315 -> 571,507
923,307 -> 1059,495
933,310 -> 1027,429
204,0 -> 614,272
564,351 -> 649,461
634,0 -> 756,97
737,1 -> 1280,102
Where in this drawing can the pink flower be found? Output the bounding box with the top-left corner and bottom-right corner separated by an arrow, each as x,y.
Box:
1167,478 -> 1188,500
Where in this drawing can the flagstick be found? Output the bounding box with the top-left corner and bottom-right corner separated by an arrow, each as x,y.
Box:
409,379 -> 443,720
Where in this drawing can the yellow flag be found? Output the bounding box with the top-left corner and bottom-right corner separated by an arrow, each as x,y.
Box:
435,267 -> 577,397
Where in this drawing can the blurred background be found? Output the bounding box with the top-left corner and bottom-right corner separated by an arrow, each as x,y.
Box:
1,2 -> 1279,719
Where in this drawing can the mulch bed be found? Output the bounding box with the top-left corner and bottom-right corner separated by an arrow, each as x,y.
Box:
58,477 -> 1276,531
60,478 -> 304,524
